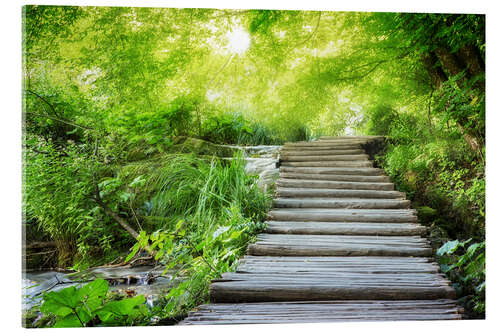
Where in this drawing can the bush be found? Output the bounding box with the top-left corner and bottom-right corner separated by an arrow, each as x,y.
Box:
365,104 -> 398,136
437,239 -> 485,317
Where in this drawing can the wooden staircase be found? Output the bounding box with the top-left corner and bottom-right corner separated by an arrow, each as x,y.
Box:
179,136 -> 463,324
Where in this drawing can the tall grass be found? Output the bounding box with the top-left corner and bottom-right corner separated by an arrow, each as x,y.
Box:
119,152 -> 271,316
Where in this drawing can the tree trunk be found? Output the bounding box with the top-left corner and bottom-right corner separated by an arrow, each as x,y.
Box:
456,44 -> 485,91
435,47 -> 467,85
421,52 -> 448,89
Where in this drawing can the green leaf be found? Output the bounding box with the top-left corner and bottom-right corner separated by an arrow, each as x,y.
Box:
129,175 -> 146,188
42,286 -> 80,312
119,191 -> 131,202
212,226 -> 230,239
125,243 -> 141,263
437,240 -> 460,256
97,295 -> 145,318
78,278 -> 108,300
53,313 -> 83,328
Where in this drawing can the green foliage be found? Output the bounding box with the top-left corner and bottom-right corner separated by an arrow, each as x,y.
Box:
40,278 -> 150,327
365,104 -> 398,136
24,139 -> 93,266
120,153 -> 270,316
437,240 -> 485,316
434,72 -> 485,143
23,6 -> 485,321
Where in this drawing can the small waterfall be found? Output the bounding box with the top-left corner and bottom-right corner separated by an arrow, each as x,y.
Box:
223,145 -> 282,191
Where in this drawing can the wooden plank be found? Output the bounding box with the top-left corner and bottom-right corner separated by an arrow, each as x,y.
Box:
267,208 -> 417,223
284,142 -> 362,148
280,166 -> 384,175
238,255 -> 435,264
319,135 -> 384,140
277,179 -> 394,191
280,154 -> 369,162
281,161 -> 373,167
210,281 -> 456,303
273,198 -> 411,209
280,149 -> 365,156
280,172 -> 391,182
265,221 -> 427,236
277,188 -> 406,199
180,299 -> 463,324
248,243 -> 431,257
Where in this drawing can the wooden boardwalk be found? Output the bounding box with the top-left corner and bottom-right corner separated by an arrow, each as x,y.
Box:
180,136 -> 463,325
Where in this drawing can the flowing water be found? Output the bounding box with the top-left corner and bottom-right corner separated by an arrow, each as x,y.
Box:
22,265 -> 177,311
223,144 -> 282,191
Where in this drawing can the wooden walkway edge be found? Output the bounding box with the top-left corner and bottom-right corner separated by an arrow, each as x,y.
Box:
179,136 -> 463,325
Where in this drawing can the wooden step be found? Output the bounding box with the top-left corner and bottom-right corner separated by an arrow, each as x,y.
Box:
281,161 -> 372,167
285,142 -> 361,148
210,272 -> 454,303
280,154 -> 369,162
280,149 -> 365,156
238,255 -> 439,273
277,188 -> 406,199
320,135 -> 385,140
181,299 -> 461,324
267,208 -> 417,223
248,234 -> 432,257
265,221 -> 427,236
273,198 -> 411,209
179,300 -> 462,324
282,144 -> 361,150
280,166 -> 384,175
277,179 -> 394,191
280,172 -> 391,182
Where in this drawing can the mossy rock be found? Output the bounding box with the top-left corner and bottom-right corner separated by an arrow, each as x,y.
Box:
168,136 -> 239,157
428,225 -> 450,252
417,206 -> 437,223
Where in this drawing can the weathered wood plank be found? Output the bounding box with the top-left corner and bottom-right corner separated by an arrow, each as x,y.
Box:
319,135 -> 385,140
280,149 -> 365,156
267,208 -> 417,223
180,299 -> 462,324
248,244 -> 431,257
265,221 -> 427,236
280,172 -> 391,182
210,282 -> 456,303
277,179 -> 394,190
284,142 -> 362,148
280,154 -> 369,162
281,161 -> 373,167
238,255 -> 435,264
273,198 -> 411,209
280,166 -> 385,175
277,188 -> 406,199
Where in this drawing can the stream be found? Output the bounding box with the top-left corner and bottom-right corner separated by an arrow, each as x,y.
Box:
22,145 -> 282,312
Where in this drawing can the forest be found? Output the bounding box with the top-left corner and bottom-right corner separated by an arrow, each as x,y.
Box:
22,6 -> 485,327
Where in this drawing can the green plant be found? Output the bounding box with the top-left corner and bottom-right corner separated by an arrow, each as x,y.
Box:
119,153 -> 270,316
437,239 -> 485,316
40,279 -> 150,327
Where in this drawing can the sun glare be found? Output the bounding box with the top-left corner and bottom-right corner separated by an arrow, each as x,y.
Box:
226,27 -> 251,55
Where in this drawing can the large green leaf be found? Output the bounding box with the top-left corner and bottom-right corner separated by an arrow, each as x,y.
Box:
53,313 -> 83,328
437,240 -> 460,256
96,295 -> 146,320
41,286 -> 80,315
